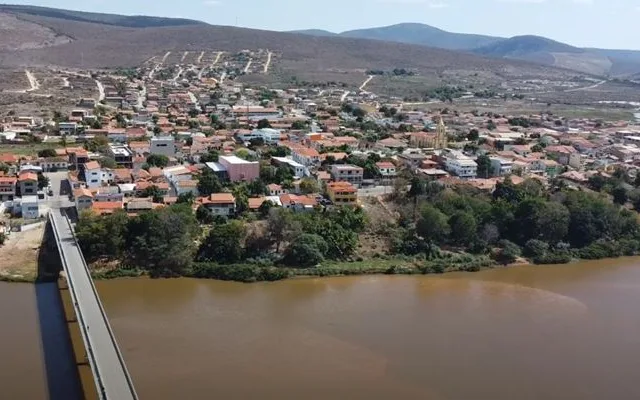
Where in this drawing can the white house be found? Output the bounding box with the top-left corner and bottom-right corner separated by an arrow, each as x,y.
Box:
150,136 -> 176,157
489,157 -> 513,177
84,161 -> 102,188
20,196 -> 40,219
73,188 -> 94,212
443,150 -> 477,179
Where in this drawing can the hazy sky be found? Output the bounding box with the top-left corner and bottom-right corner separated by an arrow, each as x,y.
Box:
9,0 -> 640,49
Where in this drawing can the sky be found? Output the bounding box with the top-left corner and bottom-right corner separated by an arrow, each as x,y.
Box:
8,0 -> 640,49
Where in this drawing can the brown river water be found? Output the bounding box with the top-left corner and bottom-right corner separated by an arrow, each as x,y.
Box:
3,258 -> 640,399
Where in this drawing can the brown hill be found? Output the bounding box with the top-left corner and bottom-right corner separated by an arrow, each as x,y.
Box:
0,9 -> 578,82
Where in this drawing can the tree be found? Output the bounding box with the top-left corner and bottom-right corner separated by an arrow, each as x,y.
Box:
197,168 -> 222,196
98,157 -> 117,169
494,240 -> 521,265
291,120 -> 307,130
258,200 -> 276,218
299,178 -> 320,194
283,234 -> 328,267
588,175 -> 607,192
257,119 -> 272,129
612,186 -> 628,205
37,173 -> 49,190
146,154 -> 169,168
0,163 -> 8,174
141,186 -> 164,203
449,211 -> 478,246
200,150 -> 219,163
267,208 -> 300,253
0,232 -> 5,246
196,205 -> 215,224
416,205 -> 450,243
197,220 -> 246,263
85,136 -> 109,153
37,148 -> 57,158
476,155 -> 492,178
467,129 -> 479,141
177,192 -> 195,204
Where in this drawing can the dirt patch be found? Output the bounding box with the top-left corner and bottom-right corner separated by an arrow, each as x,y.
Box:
0,13 -> 71,51
0,223 -> 44,281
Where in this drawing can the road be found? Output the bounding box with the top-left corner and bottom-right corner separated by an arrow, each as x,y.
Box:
197,51 -> 205,64
564,79 -> 607,92
50,209 -> 137,400
25,69 -> 40,91
243,59 -> 253,74
263,51 -> 273,74
359,75 -> 374,91
137,85 -> 146,109
181,51 -> 189,63
171,67 -> 184,84
161,51 -> 171,64
213,51 -> 223,65
61,77 -> 70,88
340,91 -> 350,102
95,79 -> 105,101
358,185 -> 391,197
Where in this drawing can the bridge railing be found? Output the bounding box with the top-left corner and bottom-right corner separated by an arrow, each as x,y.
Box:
49,212 -> 139,400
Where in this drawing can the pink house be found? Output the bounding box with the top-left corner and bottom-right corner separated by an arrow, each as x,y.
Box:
218,155 -> 260,182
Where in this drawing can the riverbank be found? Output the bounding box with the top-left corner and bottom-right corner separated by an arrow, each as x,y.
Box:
0,224 -> 44,283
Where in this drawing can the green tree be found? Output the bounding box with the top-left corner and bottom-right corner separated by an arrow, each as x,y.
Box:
197,220 -> 246,263
299,178 -> 320,194
98,157 -> 117,169
283,234 -> 328,267
467,129 -> 479,141
200,150 -> 219,163
416,205 -> 450,244
258,200 -> 275,218
197,168 -> 223,196
196,205 -> 215,224
449,211 -> 478,246
267,208 -> 300,253
37,173 -> 49,190
257,119 -> 272,129
85,136 -> 109,153
37,148 -> 57,158
612,186 -> 628,205
146,154 -> 169,168
141,185 -> 164,203
494,240 -> 521,265
476,155 -> 492,178
177,192 -> 195,204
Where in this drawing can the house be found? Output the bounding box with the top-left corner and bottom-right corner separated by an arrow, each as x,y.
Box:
107,144 -> 134,168
126,198 -> 154,213
58,122 -> 78,135
201,193 -> 236,216
398,153 -> 427,170
239,128 -> 283,144
150,136 -> 176,157
279,194 -> 317,212
443,150 -> 477,179
531,159 -> 560,177
326,181 -> 358,206
291,146 -> 321,167
0,176 -> 17,201
73,188 -> 94,212
271,157 -> 306,178
376,161 -> 397,184
84,161 -> 102,188
218,155 -> 259,182
20,196 -> 40,219
489,157 -> 513,177
18,171 -> 38,196
268,184 -> 287,196
91,201 -> 124,216
330,165 -> 364,187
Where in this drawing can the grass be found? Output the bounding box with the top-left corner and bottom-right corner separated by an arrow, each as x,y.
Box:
0,142 -> 64,156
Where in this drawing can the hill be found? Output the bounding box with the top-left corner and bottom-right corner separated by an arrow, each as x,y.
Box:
339,23 -> 501,50
473,35 -> 583,57
290,29 -> 337,37
0,4 -> 203,27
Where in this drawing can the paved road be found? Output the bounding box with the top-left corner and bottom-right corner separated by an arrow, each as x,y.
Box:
50,210 -> 137,400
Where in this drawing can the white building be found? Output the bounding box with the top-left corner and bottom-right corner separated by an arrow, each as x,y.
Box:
84,161 -> 102,188
20,196 -> 40,219
443,150 -> 477,179
272,157 -> 306,178
238,128 -> 283,144
150,136 -> 176,157
489,157 -> 513,177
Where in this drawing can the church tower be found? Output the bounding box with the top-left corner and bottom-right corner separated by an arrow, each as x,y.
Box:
435,116 -> 448,149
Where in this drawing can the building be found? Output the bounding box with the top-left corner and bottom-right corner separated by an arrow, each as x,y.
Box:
409,132 -> 438,149
0,176 -> 17,201
18,171 -> 38,196
238,128 -> 283,144
291,146 -> 321,167
201,193 -> 236,216
267,184 -> 287,196
218,155 -> 259,182
150,136 -> 176,157
489,157 -> 513,177
58,122 -> 78,135
326,181 -> 358,206
398,153 -> 428,170
74,188 -> 94,212
443,150 -> 477,179
84,161 -> 102,188
434,117 -> 448,149
20,196 -> 40,219
107,144 -> 134,169
376,161 -> 397,184
330,165 -> 364,187
271,157 -> 306,178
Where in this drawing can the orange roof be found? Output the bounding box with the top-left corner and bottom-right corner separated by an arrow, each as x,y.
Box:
0,154 -> 18,163
203,193 -> 235,204
327,181 -> 357,193
0,176 -> 17,184
18,172 -> 37,182
376,162 -> 395,168
248,197 -> 266,209
91,201 -> 123,215
294,147 -> 320,157
74,188 -> 93,198
84,161 -> 101,170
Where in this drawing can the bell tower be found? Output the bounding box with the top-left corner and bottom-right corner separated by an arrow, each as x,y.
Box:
435,117 -> 447,149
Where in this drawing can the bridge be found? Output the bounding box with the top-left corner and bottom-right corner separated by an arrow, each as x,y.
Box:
49,208 -> 138,400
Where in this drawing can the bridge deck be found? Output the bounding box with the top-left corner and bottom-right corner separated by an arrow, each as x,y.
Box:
50,209 -> 138,400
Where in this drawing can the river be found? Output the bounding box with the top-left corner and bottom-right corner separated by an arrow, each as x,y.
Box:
3,259 -> 640,399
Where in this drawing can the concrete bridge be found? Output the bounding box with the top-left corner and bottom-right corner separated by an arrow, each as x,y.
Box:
49,209 -> 138,400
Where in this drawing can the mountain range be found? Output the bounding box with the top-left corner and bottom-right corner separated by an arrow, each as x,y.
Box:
292,23 -> 640,77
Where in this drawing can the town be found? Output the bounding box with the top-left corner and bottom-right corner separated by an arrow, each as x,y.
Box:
2,48 -> 640,281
